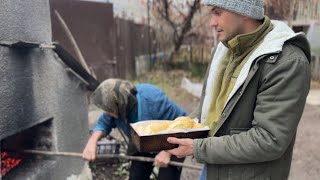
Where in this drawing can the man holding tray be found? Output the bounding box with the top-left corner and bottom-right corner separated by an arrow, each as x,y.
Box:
166,0 -> 311,179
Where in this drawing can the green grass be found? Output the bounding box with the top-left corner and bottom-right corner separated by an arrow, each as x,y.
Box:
133,70 -> 200,113
133,70 -> 185,98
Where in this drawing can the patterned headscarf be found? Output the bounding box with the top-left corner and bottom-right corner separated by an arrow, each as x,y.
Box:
91,79 -> 137,120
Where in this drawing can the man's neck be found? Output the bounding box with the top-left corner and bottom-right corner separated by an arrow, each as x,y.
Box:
242,18 -> 264,34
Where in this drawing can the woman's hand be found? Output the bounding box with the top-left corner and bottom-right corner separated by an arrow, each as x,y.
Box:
153,150 -> 171,167
82,131 -> 103,161
82,140 -> 97,161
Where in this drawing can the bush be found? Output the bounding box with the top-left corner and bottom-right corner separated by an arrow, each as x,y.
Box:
160,61 -> 208,80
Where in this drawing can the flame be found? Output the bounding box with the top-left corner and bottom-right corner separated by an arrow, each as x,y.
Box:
1,152 -> 22,176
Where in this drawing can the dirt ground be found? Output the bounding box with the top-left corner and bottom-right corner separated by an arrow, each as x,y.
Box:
88,72 -> 320,180
289,104 -> 320,180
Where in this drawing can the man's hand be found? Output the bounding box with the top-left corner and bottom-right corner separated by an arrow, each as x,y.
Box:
166,137 -> 194,158
154,151 -> 171,167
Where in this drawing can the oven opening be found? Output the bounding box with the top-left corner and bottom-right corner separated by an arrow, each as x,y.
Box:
1,119 -> 53,178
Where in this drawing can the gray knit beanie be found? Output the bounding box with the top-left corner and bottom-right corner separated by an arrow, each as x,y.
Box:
202,0 -> 264,20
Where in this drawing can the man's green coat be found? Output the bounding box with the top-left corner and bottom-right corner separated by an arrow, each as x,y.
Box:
191,20 -> 311,179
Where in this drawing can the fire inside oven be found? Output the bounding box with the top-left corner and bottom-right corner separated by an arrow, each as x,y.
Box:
1,120 -> 53,177
1,151 -> 22,176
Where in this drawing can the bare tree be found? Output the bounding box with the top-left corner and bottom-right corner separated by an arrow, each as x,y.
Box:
151,0 -> 201,60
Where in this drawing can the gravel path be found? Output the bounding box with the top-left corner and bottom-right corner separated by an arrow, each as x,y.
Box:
289,104 -> 320,180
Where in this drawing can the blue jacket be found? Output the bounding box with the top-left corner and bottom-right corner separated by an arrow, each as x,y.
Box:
93,84 -> 187,137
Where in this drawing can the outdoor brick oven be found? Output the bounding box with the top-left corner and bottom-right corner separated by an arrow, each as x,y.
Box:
0,1 -> 99,179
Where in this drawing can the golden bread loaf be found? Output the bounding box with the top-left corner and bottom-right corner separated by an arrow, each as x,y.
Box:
192,123 -> 204,128
135,117 -> 205,135
167,116 -> 195,131
144,121 -> 171,134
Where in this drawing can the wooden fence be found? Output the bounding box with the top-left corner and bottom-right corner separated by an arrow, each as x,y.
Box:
50,0 -> 152,81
